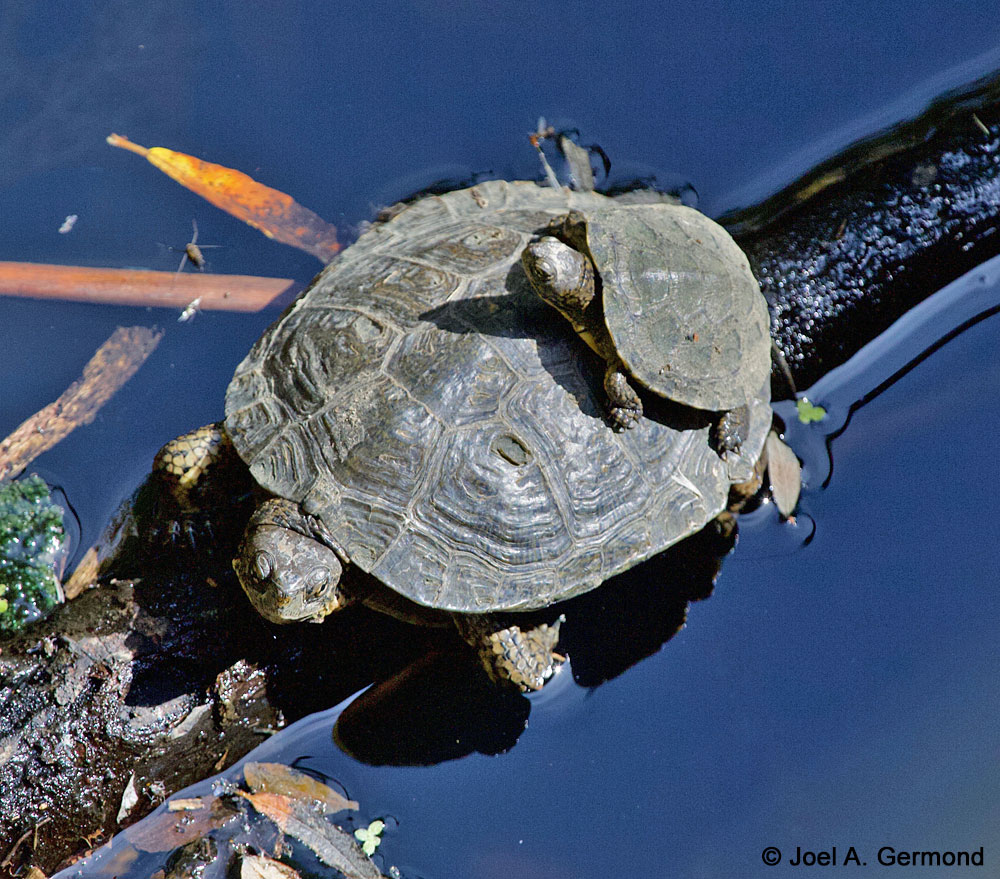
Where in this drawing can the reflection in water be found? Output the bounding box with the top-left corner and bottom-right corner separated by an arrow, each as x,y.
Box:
335,515 -> 738,766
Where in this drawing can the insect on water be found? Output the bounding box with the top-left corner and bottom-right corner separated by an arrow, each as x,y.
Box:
175,219 -> 220,273
177,296 -> 203,322
173,220 -> 221,322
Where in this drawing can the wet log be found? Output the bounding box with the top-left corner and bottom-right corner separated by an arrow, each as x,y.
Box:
0,531 -> 443,871
733,84 -> 1000,391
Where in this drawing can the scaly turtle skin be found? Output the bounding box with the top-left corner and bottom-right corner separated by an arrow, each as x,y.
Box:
158,180 -> 772,690
521,203 -> 771,446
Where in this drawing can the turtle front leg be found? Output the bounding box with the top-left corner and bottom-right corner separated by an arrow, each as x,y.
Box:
454,613 -> 565,692
604,361 -> 643,430
153,422 -> 232,506
151,422 -> 243,549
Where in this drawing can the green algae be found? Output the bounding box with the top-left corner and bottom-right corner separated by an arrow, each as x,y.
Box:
0,474 -> 67,635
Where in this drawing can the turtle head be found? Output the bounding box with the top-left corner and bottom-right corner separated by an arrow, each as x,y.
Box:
521,235 -> 597,320
233,498 -> 350,624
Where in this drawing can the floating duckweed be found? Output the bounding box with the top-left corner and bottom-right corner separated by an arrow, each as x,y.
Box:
354,819 -> 385,856
0,475 -> 68,635
796,397 -> 827,424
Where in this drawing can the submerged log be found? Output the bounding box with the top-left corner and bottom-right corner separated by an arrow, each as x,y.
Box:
5,88 -> 1000,870
0,262 -> 301,313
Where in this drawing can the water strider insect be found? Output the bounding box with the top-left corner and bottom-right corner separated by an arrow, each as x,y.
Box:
174,219 -> 221,273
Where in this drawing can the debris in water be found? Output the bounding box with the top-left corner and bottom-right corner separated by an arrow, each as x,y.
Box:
0,326 -> 162,482
355,820 -> 385,856
168,797 -> 210,812
765,430 -> 802,518
239,791 -> 387,878
530,118 -> 561,189
116,771 -> 139,824
0,260 -> 297,311
58,214 -> 78,234
796,397 -> 827,424
127,795 -> 238,852
107,133 -> 340,261
238,852 -> 302,879
244,761 -> 359,814
178,297 -> 203,322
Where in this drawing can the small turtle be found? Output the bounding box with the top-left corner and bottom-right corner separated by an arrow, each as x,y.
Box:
521,203 -> 771,450
156,180 -> 772,691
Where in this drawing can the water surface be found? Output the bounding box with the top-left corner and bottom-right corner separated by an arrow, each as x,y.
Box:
3,2 -> 999,875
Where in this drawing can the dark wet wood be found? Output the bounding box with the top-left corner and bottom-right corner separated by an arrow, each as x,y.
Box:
0,575 -> 279,871
733,87 -> 1000,391
0,493 -> 444,872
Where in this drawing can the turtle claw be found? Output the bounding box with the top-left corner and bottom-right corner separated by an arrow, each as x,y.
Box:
609,404 -> 641,431
604,363 -> 642,430
712,405 -> 750,457
160,515 -> 214,552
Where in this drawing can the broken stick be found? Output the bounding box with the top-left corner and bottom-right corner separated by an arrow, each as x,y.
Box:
0,326 -> 163,482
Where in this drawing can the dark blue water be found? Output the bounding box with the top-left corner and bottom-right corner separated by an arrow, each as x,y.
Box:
4,2 -> 999,876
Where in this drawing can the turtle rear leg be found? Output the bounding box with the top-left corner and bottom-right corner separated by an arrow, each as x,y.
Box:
604,362 -> 643,430
711,404 -> 750,457
454,613 -> 565,692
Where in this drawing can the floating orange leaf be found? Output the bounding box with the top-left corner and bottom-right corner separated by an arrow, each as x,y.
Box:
107,133 -> 340,262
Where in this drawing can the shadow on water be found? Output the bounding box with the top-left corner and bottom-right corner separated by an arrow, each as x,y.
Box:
334,514 -> 737,766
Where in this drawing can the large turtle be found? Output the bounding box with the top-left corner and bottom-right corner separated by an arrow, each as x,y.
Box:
521,203 -> 771,441
156,180 -> 772,690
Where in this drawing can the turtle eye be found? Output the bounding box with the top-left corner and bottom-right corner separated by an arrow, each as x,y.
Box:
305,565 -> 330,600
525,248 -> 554,280
253,551 -> 274,583
535,258 -> 555,280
